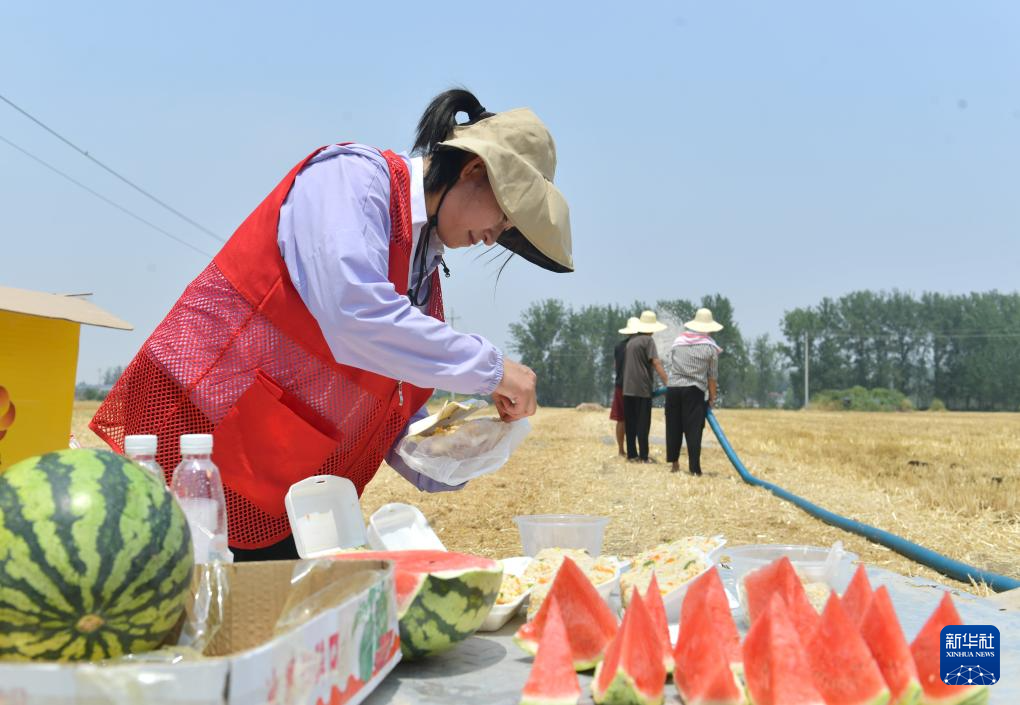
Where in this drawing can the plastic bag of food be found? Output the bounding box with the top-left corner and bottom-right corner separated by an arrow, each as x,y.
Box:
396,402 -> 531,486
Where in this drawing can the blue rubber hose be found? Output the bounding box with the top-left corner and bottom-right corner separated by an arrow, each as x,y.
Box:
705,409 -> 1020,592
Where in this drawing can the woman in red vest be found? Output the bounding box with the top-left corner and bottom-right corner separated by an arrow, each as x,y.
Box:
91,89 -> 572,560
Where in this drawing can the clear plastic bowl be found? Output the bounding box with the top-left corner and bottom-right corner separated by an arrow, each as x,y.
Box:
513,514 -> 609,557
716,543 -> 860,624
720,543 -> 858,583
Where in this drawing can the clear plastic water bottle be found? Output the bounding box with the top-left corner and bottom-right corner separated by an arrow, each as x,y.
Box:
170,434 -> 232,564
124,434 -> 164,480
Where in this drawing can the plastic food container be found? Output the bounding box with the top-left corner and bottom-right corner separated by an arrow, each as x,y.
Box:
366,503 -> 446,552
720,543 -> 857,583
285,476 -> 367,558
717,543 -> 859,622
479,556 -> 533,632
514,514 -> 610,557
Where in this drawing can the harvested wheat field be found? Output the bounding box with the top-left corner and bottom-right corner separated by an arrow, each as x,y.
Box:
72,402 -> 1019,594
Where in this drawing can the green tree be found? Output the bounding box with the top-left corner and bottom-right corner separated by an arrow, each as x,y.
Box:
749,334 -> 784,408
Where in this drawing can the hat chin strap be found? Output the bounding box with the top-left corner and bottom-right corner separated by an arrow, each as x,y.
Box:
408,180 -> 455,307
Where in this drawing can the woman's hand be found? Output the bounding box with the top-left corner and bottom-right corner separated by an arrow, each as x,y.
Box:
492,358 -> 537,422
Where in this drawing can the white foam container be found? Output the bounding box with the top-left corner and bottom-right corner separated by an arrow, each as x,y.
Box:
366,503 -> 446,552
479,556 -> 533,632
285,475 -> 367,559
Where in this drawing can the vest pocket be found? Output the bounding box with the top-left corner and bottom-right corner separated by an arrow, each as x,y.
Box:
213,371 -> 339,517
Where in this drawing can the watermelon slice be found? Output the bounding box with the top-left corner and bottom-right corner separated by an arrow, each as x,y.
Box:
679,566 -> 742,666
592,590 -> 667,705
743,557 -> 822,644
520,596 -> 581,705
910,593 -> 989,705
329,550 -> 502,659
860,587 -> 922,705
674,607 -> 745,705
808,594 -> 890,705
643,573 -> 675,674
514,557 -> 618,671
842,565 -> 875,626
743,594 -> 825,705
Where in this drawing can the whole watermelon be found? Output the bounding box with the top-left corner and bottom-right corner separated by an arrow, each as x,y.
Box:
0,449 -> 194,661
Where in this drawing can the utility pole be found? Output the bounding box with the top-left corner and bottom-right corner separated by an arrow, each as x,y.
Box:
803,333 -> 810,409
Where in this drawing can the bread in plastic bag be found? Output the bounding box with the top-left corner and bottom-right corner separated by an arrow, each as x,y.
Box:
396,416 -> 531,486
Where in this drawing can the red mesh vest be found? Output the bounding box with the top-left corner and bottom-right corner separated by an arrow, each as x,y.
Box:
90,147 -> 443,549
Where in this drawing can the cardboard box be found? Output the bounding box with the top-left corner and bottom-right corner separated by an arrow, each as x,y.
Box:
0,286 -> 132,470
0,560 -> 402,705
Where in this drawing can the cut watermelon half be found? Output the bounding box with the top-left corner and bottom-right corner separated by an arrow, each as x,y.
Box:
808,594 -> 890,705
520,596 -> 581,705
842,565 -> 875,626
743,594 -> 825,705
514,557 -> 618,671
910,593 -> 989,705
592,590 -> 667,705
860,586 -> 921,705
674,607 -> 745,705
743,557 -> 822,645
679,566 -> 742,667
643,573 -> 675,675
329,550 -> 502,659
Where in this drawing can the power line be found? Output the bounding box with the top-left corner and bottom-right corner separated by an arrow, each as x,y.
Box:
0,134 -> 213,258
0,92 -> 225,243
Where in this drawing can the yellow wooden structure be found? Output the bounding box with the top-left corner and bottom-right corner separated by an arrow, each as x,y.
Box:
0,286 -> 131,470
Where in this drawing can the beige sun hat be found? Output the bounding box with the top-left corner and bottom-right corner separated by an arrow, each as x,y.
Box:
438,108 -> 572,273
685,308 -> 724,333
618,317 -> 641,335
633,310 -> 668,334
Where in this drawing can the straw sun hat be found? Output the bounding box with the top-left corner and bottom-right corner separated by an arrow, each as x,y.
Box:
684,308 -> 724,333
619,311 -> 667,335
438,108 -> 572,273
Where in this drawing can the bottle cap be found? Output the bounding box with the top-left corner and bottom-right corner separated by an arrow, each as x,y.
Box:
180,434 -> 213,455
124,434 -> 157,456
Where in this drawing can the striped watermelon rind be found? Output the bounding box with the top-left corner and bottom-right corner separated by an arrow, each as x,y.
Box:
331,550 -> 502,660
0,449 -> 194,662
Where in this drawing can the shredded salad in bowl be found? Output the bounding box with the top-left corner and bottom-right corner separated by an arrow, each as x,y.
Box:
619,536 -> 724,607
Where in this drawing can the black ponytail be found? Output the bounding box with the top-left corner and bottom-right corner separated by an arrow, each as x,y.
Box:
413,88 -> 494,194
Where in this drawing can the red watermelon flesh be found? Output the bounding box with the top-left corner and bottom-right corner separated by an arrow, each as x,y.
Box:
674,608 -> 744,705
860,587 -> 921,705
808,594 -> 890,705
679,566 -> 742,666
514,557 -> 618,671
910,593 -> 989,705
643,573 -> 675,674
743,594 -> 825,705
744,557 -> 822,645
592,590 -> 666,705
686,657 -> 746,705
520,596 -> 581,705
842,565 -> 875,627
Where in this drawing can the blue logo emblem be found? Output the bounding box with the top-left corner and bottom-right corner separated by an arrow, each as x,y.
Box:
941,625 -> 1000,686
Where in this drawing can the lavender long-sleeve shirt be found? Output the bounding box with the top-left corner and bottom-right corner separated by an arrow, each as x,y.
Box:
276,144 -> 504,492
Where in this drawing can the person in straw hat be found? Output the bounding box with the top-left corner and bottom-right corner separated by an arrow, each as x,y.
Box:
91,88 -> 572,561
665,308 -> 723,475
622,311 -> 669,462
610,317 -> 640,455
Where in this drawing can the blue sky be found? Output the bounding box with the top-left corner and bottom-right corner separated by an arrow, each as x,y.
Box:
2,2 -> 1018,383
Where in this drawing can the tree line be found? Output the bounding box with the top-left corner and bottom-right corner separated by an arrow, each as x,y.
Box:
782,290 -> 1020,410
508,290 -> 1020,411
